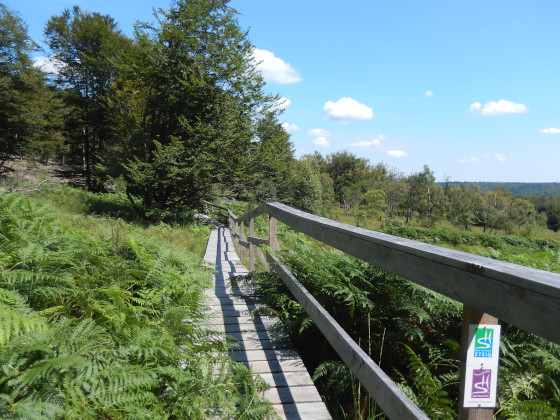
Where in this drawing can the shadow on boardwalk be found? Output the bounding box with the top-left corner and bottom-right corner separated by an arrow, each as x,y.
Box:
202,225 -> 331,420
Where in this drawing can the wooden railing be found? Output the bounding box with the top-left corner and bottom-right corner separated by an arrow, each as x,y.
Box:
203,200 -> 560,420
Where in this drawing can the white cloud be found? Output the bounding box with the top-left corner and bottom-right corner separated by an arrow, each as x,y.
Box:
494,153 -> 506,162
308,128 -> 331,148
33,55 -> 64,74
313,137 -> 330,148
272,97 -> 291,110
307,128 -> 331,137
458,157 -> 481,164
425,90 -> 434,98
469,99 -> 529,116
350,135 -> 384,148
537,127 -> 560,134
351,140 -> 380,147
324,97 -> 374,124
469,102 -> 482,114
387,150 -> 407,158
281,122 -> 299,132
252,48 -> 301,84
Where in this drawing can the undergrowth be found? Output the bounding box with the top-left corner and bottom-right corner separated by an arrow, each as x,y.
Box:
235,224 -> 560,419
0,190 -> 275,419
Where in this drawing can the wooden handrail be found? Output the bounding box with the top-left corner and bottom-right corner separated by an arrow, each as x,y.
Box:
267,252 -> 428,420
261,201 -> 560,344
202,200 -> 560,419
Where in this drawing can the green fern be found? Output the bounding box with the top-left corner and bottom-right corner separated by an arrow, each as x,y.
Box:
396,345 -> 455,420
0,288 -> 47,345
496,331 -> 560,418
0,189 -> 272,418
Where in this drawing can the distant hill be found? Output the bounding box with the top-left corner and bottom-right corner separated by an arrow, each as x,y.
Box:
440,182 -> 560,197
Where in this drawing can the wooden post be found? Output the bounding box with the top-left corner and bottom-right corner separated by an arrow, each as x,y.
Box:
239,221 -> 245,259
458,305 -> 498,420
249,218 -> 255,271
232,217 -> 238,250
268,216 -> 281,252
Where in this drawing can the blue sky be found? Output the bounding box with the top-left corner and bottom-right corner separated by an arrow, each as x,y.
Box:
9,0 -> 560,182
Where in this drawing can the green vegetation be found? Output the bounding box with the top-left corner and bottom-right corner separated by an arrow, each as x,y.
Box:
235,225 -> 560,419
2,0 -> 560,233
0,4 -> 64,172
1,0 -> 292,222
2,0 -> 560,418
0,185 -> 274,419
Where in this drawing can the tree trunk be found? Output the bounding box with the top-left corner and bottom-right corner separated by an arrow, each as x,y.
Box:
83,125 -> 91,190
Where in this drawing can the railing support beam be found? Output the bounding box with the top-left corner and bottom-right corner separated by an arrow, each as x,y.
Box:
201,200 -> 560,419
249,218 -> 255,271
268,216 -> 281,252
239,221 -> 245,259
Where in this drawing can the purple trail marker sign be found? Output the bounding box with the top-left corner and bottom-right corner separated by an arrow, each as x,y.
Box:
463,325 -> 501,408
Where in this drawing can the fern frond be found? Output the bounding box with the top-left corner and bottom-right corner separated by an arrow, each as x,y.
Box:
0,289 -> 47,345
398,345 -> 455,420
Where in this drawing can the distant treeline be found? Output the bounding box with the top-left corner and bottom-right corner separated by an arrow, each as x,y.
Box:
441,182 -> 560,197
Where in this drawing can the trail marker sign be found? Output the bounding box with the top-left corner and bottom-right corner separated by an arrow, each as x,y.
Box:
463,324 -> 501,408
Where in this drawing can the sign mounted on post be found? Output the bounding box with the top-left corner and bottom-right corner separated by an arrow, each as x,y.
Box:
463,324 -> 501,408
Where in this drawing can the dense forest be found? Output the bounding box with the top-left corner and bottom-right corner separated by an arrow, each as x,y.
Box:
444,182 -> 560,197
2,0 -> 560,418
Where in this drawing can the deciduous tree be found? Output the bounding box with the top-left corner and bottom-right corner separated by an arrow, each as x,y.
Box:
325,150 -> 370,211
403,165 -> 442,225
238,112 -> 294,202
447,184 -> 477,230
45,6 -> 131,188
112,0 -> 279,219
547,207 -> 560,233
0,4 -> 63,171
286,160 -> 323,214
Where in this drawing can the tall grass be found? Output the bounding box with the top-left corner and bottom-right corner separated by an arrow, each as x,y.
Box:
0,188 -> 275,419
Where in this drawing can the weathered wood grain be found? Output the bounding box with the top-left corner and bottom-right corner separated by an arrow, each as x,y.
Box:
230,203 -> 267,223
256,247 -> 269,271
249,218 -> 255,271
203,199 -> 560,419
247,235 -> 268,246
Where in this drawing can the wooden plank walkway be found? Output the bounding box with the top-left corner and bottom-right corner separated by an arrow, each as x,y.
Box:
203,226 -> 332,419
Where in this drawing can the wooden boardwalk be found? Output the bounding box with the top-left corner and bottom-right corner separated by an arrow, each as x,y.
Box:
203,226 -> 331,419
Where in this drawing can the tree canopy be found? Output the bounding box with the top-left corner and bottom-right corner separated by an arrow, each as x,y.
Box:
105,0 -> 291,219
45,6 -> 132,189
0,3 -> 63,172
